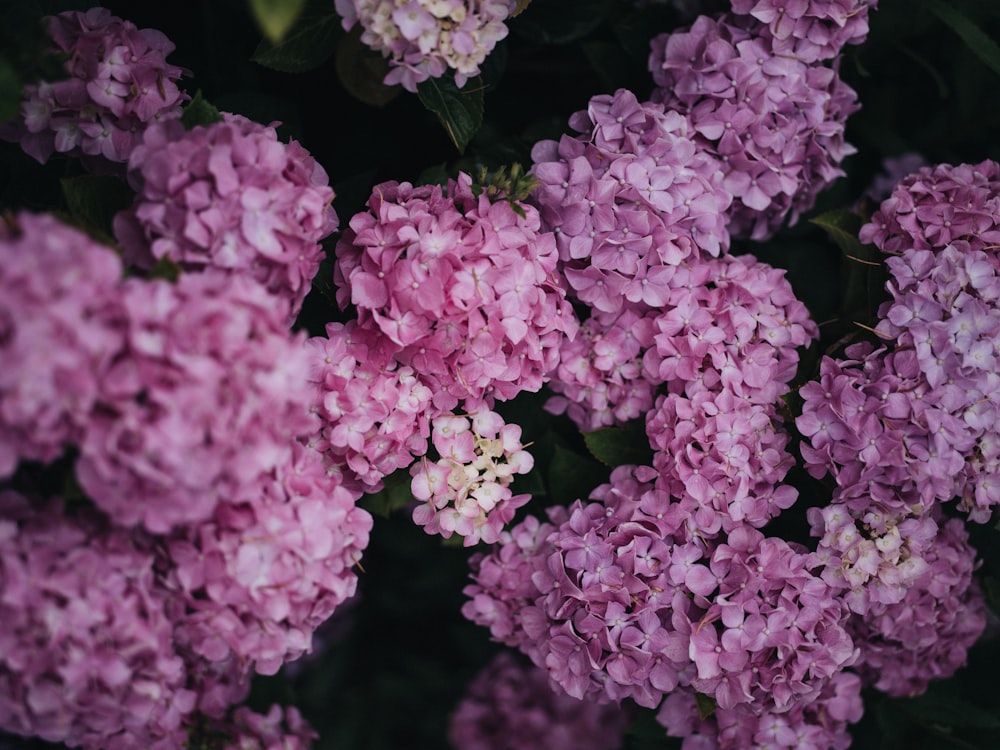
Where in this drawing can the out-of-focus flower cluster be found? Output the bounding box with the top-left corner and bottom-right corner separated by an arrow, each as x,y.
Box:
0,7 -> 187,166
334,0 -> 516,92
448,651 -> 629,750
114,114 -> 337,322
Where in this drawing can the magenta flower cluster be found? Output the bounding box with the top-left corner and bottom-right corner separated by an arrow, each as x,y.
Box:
464,464 -> 859,742
1,8 -> 187,166
304,320 -> 434,493
729,0 -> 879,62
334,171 -> 577,408
530,88 -> 732,315
0,207 -> 363,745
334,0 -> 516,92
410,408 -> 533,545
796,160 -> 999,701
448,651 -> 629,750
649,12 -> 860,240
114,114 -> 338,321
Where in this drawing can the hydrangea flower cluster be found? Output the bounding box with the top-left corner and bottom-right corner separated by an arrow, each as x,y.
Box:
848,517 -> 986,697
334,0 -> 516,92
305,321 -> 434,492
0,212 -> 123,477
859,158 -> 1000,254
334,172 -> 577,407
207,704 -> 318,750
1,7 -> 187,166
410,408 -> 533,546
649,13 -> 860,240
75,271 -> 317,534
657,670 -> 864,750
464,465 -> 857,722
163,444 -> 372,676
530,88 -> 732,314
544,307 -> 658,431
730,0 -> 879,62
114,114 -> 338,321
448,651 -> 629,750
0,493 -> 194,750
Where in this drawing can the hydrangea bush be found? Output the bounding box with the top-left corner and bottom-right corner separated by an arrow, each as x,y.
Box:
2,1 -> 1000,749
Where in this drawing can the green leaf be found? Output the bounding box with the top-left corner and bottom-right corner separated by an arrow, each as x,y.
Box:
249,0 -> 306,43
335,25 -> 400,107
148,256 -> 182,283
0,56 -> 21,124
694,692 -> 717,720
180,90 -> 223,130
915,0 -> 1000,77
59,175 -> 134,239
901,689 -> 1000,730
547,443 -> 608,505
809,209 -> 866,258
417,73 -> 484,154
512,0 -> 533,16
583,419 -> 654,469
512,0 -> 613,45
251,0 -> 342,73
359,470 -> 415,518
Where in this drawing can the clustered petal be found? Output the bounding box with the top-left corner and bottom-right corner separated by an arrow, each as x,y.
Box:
1,7 -> 187,166
649,13 -> 860,240
334,172 -> 577,408
448,651 -> 629,750
410,407 -> 533,546
0,213 -> 123,477
334,0 -> 516,92
114,114 -> 338,321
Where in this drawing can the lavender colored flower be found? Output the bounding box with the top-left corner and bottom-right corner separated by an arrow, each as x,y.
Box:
75,271 -> 317,534
334,172 -> 577,407
850,517 -> 987,697
642,253 -> 818,401
334,0 -> 516,92
0,212 -> 123,478
0,492 -> 195,749
114,114 -> 337,320
448,651 -> 628,750
730,0 -> 879,62
305,320 -> 433,492
163,444 -> 372,676
861,151 -> 928,205
544,307 -> 659,431
859,159 -> 1000,255
411,407 -> 533,546
530,88 -> 732,313
198,704 -> 318,750
2,7 -> 187,166
649,13 -> 859,240
656,670 -> 864,750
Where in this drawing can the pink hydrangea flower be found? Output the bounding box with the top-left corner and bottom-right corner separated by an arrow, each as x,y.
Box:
1,7 -> 187,166
194,704 -> 318,750
859,159 -> 1000,255
849,517 -> 987,697
410,407 -> 533,545
656,670 -> 864,750
334,172 -> 577,407
730,0 -> 879,62
0,212 -> 124,478
114,114 -> 337,320
544,307 -> 658,431
305,320 -> 434,492
530,88 -> 732,313
334,0 -> 516,92
649,13 -> 859,240
75,271 -> 317,534
448,651 -> 629,750
163,444 -> 372,676
0,492 -> 196,749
